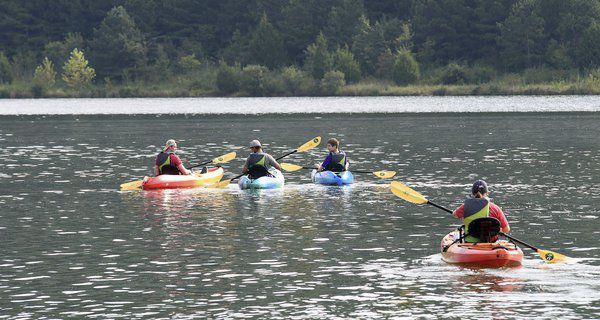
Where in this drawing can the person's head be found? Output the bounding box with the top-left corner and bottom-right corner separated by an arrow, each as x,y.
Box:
472,180 -> 488,198
327,138 -> 340,152
249,139 -> 262,153
164,139 -> 177,152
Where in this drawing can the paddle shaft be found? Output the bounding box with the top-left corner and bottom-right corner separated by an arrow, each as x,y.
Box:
500,232 -> 539,251
189,159 -> 213,169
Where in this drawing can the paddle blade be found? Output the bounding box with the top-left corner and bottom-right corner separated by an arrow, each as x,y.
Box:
297,136 -> 321,152
207,179 -> 231,189
212,152 -> 236,164
372,170 -> 396,179
537,249 -> 571,264
280,163 -> 304,172
389,181 -> 428,204
120,180 -> 143,190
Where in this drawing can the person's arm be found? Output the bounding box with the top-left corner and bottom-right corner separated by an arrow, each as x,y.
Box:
453,204 -> 464,219
267,154 -> 282,171
492,204 -> 510,233
242,157 -> 250,174
154,164 -> 159,176
171,154 -> 191,175
177,163 -> 191,175
319,154 -> 332,171
344,158 -> 349,170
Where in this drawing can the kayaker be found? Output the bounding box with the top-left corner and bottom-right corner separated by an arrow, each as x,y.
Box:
242,140 -> 282,179
316,138 -> 349,172
452,180 -> 510,242
154,139 -> 192,176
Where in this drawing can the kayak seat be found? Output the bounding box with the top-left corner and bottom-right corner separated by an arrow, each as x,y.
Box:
467,217 -> 501,243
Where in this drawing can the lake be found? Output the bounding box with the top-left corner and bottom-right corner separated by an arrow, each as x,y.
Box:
1,97 -> 599,319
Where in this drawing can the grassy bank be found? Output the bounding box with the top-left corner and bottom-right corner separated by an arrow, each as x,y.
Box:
3,69 -> 600,98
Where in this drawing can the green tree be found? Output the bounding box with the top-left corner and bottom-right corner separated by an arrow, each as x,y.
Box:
62,48 -> 96,89
177,54 -> 202,74
332,46 -> 361,83
392,49 -> 420,85
321,70 -> 346,95
216,61 -> 241,94
241,64 -> 269,96
376,48 -> 395,80
498,0 -> 546,70
577,21 -> 600,68
89,6 -> 147,80
325,0 -> 365,47
304,33 -> 333,79
221,29 -> 250,65
248,14 -> 287,69
280,66 -> 315,95
0,51 -> 11,84
352,16 -> 387,75
43,33 -> 84,73
34,57 -> 56,88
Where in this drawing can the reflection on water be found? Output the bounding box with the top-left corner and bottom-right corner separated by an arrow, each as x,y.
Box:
0,112 -> 599,318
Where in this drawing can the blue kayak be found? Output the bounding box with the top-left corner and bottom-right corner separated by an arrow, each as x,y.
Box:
311,170 -> 354,186
239,169 -> 285,190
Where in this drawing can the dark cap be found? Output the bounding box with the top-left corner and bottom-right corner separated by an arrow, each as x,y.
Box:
472,180 -> 488,195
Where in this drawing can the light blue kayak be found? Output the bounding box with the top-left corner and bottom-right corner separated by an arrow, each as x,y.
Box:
238,169 -> 285,190
311,170 -> 354,186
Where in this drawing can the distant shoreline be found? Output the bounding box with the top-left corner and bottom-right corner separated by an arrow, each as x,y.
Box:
3,79 -> 600,99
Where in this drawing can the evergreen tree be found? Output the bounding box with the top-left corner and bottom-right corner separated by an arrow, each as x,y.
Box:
332,46 -> 361,83
352,16 -> 387,75
89,6 -> 147,80
248,14 -> 287,69
392,49 -> 420,85
498,0 -> 546,70
34,57 -> 57,88
0,52 -> 12,84
325,0 -> 365,47
62,48 -> 96,89
304,33 -> 333,79
577,21 -> 600,68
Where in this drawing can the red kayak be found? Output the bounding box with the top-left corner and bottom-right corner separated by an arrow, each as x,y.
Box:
141,167 -> 224,190
441,231 -> 524,268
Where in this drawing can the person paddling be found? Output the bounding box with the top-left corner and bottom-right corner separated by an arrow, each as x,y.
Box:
154,139 -> 192,176
315,138 -> 349,172
452,180 -> 510,242
242,140 -> 282,179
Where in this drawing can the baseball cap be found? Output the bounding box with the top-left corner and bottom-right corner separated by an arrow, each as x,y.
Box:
472,180 -> 488,195
249,140 -> 262,148
164,139 -> 177,151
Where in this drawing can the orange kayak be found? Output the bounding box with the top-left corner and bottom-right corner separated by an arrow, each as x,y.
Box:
141,167 -> 224,190
441,231 -> 523,268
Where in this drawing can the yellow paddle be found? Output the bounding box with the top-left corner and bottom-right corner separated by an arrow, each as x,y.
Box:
209,137 -> 321,189
389,181 -> 571,264
120,151 -> 237,190
280,162 -> 396,179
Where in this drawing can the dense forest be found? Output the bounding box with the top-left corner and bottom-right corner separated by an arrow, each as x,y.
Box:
2,0 -> 600,97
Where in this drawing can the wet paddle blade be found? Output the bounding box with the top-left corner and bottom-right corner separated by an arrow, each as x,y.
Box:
389,181 -> 428,204
120,180 -> 143,190
212,152 -> 236,164
297,136 -> 321,152
207,179 -> 231,189
372,170 -> 396,179
537,249 -> 571,264
280,163 -> 304,172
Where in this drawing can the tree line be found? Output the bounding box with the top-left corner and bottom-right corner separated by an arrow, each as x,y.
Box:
1,0 -> 600,96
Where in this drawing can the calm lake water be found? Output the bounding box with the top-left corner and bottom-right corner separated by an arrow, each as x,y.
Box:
1,97 -> 599,319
